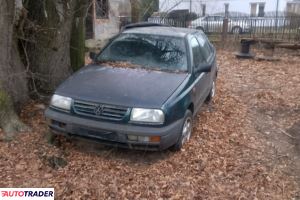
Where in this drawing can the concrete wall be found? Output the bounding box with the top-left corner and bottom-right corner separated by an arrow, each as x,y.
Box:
94,0 -> 131,40
159,0 -> 290,16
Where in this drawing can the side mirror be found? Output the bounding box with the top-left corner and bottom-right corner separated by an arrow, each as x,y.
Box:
195,63 -> 212,73
89,52 -> 97,60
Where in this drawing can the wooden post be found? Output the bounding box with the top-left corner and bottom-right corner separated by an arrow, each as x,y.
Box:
221,18 -> 228,47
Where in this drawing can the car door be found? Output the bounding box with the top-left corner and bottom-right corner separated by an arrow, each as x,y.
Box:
195,32 -> 216,93
190,37 -> 209,111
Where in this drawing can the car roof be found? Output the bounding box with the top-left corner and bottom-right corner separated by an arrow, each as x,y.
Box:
123,26 -> 198,38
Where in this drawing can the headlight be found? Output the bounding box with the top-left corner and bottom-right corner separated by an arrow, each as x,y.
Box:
50,94 -> 72,111
130,108 -> 164,124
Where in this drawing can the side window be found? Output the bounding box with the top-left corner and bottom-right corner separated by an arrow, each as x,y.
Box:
190,37 -> 206,69
195,33 -> 213,61
215,16 -> 223,21
201,32 -> 213,51
207,16 -> 213,21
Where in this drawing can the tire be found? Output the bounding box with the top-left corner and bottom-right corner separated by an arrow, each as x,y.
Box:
171,110 -> 193,151
232,26 -> 242,34
205,80 -> 216,103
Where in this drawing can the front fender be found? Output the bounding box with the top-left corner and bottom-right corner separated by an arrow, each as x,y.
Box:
162,75 -> 195,125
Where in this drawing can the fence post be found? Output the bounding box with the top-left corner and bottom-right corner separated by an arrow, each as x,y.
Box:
221,18 -> 229,47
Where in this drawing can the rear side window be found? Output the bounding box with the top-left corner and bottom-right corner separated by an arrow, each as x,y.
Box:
195,33 -> 213,61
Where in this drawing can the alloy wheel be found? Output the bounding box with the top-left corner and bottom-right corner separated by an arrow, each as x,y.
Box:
211,81 -> 216,98
181,117 -> 192,146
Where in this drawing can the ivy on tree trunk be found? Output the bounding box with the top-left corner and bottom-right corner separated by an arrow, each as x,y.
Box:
70,0 -> 88,71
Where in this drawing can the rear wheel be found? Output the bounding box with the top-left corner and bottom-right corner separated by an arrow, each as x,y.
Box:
171,110 -> 193,151
205,80 -> 216,103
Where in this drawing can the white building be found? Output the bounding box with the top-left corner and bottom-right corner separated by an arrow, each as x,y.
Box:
86,0 -> 131,40
85,0 -> 131,49
159,0 -> 300,16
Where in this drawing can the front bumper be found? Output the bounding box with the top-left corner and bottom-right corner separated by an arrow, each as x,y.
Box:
45,108 -> 183,151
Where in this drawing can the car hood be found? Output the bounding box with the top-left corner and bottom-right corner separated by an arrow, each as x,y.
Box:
56,65 -> 188,108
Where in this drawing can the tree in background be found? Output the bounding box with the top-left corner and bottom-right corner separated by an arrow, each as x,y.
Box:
0,0 -> 89,135
24,0 -> 89,92
131,0 -> 159,22
130,0 -> 140,23
139,0 -> 159,21
70,0 -> 89,71
0,0 -> 29,134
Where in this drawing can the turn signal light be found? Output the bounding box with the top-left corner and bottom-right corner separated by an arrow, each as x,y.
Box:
150,136 -> 161,142
127,135 -> 161,143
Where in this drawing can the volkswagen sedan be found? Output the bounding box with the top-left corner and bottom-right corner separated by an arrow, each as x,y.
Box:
45,23 -> 218,151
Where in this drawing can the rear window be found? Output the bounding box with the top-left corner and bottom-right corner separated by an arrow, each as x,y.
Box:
96,33 -> 188,72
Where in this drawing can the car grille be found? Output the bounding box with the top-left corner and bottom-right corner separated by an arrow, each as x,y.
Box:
73,100 -> 129,121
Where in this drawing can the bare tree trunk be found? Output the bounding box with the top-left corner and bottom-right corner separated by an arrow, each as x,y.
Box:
70,0 -> 89,71
0,89 -> 27,135
0,0 -> 28,104
0,0 -> 89,134
25,0 -> 79,92
0,0 -> 29,134
130,0 -> 140,23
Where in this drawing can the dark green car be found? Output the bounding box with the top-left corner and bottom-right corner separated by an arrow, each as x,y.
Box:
45,23 -> 218,151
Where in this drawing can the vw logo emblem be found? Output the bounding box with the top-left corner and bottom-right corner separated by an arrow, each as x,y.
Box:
94,105 -> 104,116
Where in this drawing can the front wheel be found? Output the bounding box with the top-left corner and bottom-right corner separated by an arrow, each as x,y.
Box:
171,110 -> 193,151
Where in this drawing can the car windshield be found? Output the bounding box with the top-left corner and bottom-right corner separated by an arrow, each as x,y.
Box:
96,33 -> 188,72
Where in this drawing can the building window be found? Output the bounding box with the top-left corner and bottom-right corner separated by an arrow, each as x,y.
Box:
251,3 -> 265,17
224,3 -> 229,17
258,3 -> 265,17
286,2 -> 300,14
286,3 -> 293,14
201,4 -> 206,16
96,0 -> 109,19
250,3 -> 257,17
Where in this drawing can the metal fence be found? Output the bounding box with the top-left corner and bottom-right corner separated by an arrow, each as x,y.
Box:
148,16 -> 300,42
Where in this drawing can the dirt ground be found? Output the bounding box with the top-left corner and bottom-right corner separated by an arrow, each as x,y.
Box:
0,49 -> 299,199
